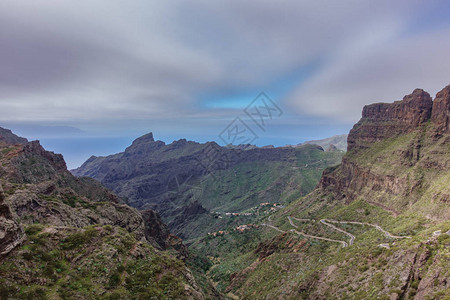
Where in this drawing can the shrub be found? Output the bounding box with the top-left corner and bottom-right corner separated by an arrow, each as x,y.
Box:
22,252 -> 34,260
358,264 -> 369,272
61,228 -> 98,250
25,224 -> 44,235
108,272 -> 121,288
22,286 -> 46,300
62,195 -> 78,208
117,264 -> 125,273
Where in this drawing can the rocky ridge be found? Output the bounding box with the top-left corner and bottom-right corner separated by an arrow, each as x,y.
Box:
0,128 -> 207,298
72,136 -> 344,239
0,128 -> 189,255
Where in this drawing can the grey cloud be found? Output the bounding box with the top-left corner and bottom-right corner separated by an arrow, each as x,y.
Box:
0,0 -> 448,125
285,25 -> 450,122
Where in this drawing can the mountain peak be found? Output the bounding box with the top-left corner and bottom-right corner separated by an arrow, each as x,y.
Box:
132,132 -> 155,144
405,88 -> 431,101
124,132 -> 166,155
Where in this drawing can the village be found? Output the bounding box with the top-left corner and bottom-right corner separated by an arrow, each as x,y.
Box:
207,202 -> 284,237
212,202 -> 284,218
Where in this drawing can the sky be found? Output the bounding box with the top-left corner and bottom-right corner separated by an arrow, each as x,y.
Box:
1,1 -> 450,168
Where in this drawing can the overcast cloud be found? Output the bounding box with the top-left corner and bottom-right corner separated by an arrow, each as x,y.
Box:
1,1 -> 450,155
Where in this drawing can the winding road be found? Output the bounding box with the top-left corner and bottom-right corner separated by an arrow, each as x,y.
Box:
323,219 -> 411,239
320,219 -> 356,246
289,228 -> 348,247
261,223 -> 286,234
263,216 -> 411,248
287,216 -> 348,247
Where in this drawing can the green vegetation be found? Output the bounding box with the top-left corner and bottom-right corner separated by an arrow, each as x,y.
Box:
165,145 -> 343,239
0,224 -> 197,299
198,145 -> 343,213
61,226 -> 99,250
188,126 -> 450,298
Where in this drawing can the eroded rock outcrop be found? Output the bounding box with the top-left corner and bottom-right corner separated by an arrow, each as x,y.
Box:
0,184 -> 24,256
348,89 -> 433,151
431,84 -> 450,135
142,209 -> 188,259
319,85 -> 450,219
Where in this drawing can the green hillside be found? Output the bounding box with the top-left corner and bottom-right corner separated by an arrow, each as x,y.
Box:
189,87 -> 450,299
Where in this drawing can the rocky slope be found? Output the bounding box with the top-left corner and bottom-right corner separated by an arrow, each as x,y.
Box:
73,136 -> 343,239
0,184 -> 23,256
0,128 -> 210,299
192,85 -> 450,299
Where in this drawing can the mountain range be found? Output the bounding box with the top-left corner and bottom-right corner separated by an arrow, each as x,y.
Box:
72,135 -> 344,239
1,84 -> 449,299
300,134 -> 348,152
0,129 -> 216,299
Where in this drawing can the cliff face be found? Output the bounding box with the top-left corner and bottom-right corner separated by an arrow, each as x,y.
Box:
142,209 -> 188,259
347,89 -> 433,151
431,85 -> 450,135
320,85 -> 450,219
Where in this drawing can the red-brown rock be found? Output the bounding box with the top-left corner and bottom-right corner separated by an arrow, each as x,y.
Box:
431,85 -> 450,135
348,89 -> 433,151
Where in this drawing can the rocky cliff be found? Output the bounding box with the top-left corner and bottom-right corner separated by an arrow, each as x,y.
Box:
0,127 -> 190,254
431,85 -> 450,135
321,85 -> 450,219
142,209 -> 188,259
347,89 -> 433,151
